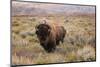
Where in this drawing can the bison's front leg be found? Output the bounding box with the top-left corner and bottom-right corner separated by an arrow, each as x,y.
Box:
41,42 -> 56,53
45,41 -> 56,53
40,43 -> 48,51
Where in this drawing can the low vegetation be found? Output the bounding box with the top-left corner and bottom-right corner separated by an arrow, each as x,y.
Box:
12,15 -> 96,65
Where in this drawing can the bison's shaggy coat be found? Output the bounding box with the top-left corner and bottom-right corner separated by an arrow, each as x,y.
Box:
35,21 -> 66,52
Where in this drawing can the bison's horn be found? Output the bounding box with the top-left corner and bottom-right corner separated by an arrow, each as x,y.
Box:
35,25 -> 38,30
43,20 -> 47,24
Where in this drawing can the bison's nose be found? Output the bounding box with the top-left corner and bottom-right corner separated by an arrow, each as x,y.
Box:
42,37 -> 46,41
39,36 -> 45,40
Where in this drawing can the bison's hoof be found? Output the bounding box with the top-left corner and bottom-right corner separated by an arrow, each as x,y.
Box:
46,48 -> 56,53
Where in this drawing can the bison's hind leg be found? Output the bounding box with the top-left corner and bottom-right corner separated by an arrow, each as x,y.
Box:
56,40 -> 60,45
61,32 -> 66,43
61,37 -> 64,43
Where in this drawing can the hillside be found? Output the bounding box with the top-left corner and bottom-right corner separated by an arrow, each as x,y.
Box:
12,1 -> 95,16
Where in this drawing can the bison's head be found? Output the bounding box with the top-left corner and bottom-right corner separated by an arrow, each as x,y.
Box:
35,23 -> 51,41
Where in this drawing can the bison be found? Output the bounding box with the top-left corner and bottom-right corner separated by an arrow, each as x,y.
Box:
35,20 -> 66,53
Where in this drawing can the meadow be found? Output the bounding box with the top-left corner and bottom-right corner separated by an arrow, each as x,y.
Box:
12,15 -> 96,65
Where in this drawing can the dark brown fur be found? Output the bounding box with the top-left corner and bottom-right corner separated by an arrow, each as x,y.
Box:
35,21 -> 66,53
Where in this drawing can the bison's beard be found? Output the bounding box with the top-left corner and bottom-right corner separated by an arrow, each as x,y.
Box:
38,33 -> 56,53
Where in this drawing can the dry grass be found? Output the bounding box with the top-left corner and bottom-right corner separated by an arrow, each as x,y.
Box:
11,15 -> 96,65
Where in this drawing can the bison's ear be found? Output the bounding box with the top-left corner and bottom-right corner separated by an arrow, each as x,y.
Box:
48,26 -> 51,34
35,30 -> 38,35
48,25 -> 51,30
35,25 -> 39,35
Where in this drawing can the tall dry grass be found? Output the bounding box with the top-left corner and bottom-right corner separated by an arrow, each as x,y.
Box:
12,15 -> 96,65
